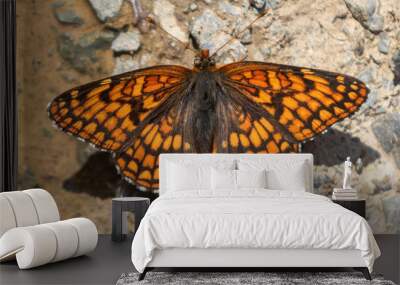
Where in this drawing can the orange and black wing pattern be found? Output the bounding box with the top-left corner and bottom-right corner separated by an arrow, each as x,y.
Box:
49,59 -> 368,192
115,102 -> 193,189
219,62 -> 368,144
212,93 -> 299,153
48,65 -> 191,191
48,65 -> 190,152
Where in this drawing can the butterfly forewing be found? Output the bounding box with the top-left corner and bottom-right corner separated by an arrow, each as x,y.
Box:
219,61 -> 369,143
48,65 -> 191,152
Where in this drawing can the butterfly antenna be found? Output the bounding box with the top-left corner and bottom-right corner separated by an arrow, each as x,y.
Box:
144,16 -> 197,55
210,9 -> 271,58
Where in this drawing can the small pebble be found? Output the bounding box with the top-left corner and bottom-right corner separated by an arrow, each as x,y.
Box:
378,33 -> 390,54
189,3 -> 198,11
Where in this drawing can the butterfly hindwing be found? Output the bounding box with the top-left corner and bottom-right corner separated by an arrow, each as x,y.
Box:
213,86 -> 299,154
48,65 -> 190,152
219,61 -> 369,143
115,96 -> 194,190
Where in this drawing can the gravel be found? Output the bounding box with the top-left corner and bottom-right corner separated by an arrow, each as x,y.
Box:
88,0 -> 123,22
378,32 -> 390,54
153,0 -> 188,44
344,0 -> 384,33
111,30 -> 141,53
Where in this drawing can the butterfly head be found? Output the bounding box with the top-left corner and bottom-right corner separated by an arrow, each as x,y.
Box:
194,49 -> 216,70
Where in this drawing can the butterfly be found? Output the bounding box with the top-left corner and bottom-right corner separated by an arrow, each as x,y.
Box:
48,48 -> 368,192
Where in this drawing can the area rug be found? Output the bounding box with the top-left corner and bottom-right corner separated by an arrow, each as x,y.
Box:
116,272 -> 396,285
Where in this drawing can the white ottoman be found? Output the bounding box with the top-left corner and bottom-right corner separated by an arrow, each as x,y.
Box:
0,189 -> 98,269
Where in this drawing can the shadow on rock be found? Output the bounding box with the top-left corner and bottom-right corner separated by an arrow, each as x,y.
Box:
63,152 -> 157,200
302,129 -> 380,167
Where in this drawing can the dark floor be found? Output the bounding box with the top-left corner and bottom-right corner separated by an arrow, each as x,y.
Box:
0,235 -> 133,285
0,234 -> 399,285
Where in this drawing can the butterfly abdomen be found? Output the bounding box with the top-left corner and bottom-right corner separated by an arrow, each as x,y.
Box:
189,71 -> 219,153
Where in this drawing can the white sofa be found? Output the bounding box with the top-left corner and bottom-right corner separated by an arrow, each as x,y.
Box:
0,189 -> 98,269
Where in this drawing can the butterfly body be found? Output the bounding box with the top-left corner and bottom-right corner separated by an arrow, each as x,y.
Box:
48,49 -> 369,191
188,70 -> 219,153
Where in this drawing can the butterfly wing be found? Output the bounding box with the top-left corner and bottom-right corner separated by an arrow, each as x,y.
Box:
48,65 -> 193,191
115,88 -> 195,190
48,65 -> 191,152
212,81 -> 299,153
218,61 -> 368,144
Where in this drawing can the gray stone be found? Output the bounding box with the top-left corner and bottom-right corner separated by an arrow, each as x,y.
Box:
382,78 -> 394,91
113,55 -> 140,75
377,32 -> 390,54
265,0 -> 281,9
364,89 -> 377,108
393,145 -> 400,170
250,0 -> 280,11
218,1 -> 242,17
234,19 -> 253,45
54,9 -> 83,25
78,30 -> 116,50
357,67 -> 375,84
153,0 -> 188,44
367,196 -> 387,232
382,195 -> 400,233
217,38 -> 248,64
372,176 -> 392,193
58,33 -> 84,72
371,113 -> 400,153
189,3 -> 198,11
313,167 -> 337,196
260,46 -> 272,58
344,0 -> 384,33
392,50 -> 400,85
313,173 -> 334,190
58,31 -> 116,73
88,0 -> 123,22
111,30 -> 141,53
240,29 -> 252,45
189,9 -> 226,52
367,14 -> 384,33
50,0 -> 64,9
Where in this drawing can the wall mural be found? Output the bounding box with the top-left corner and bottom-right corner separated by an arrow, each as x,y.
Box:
17,0 -> 400,234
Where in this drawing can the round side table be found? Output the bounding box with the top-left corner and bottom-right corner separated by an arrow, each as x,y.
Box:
112,197 -> 150,242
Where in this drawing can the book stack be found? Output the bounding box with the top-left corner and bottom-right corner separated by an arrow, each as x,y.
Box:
332,188 -> 359,200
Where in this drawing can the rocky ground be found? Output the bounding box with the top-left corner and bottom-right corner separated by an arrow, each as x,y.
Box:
17,0 -> 400,234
